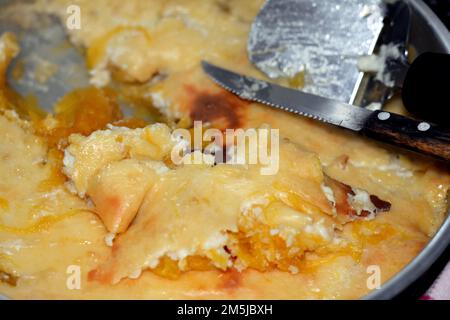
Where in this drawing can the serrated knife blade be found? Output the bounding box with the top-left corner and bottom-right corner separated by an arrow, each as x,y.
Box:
247,0 -> 385,104
201,61 -> 450,162
202,61 -> 372,131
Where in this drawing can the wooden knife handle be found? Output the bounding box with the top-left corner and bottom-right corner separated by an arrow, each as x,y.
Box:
361,110 -> 450,162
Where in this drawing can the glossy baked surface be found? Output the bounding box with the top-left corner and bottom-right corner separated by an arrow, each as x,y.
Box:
0,0 -> 449,299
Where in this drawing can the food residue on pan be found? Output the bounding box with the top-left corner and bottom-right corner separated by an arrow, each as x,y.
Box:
0,0 -> 448,300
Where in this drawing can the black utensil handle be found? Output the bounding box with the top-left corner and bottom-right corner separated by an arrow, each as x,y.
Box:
361,110 -> 450,162
402,52 -> 450,126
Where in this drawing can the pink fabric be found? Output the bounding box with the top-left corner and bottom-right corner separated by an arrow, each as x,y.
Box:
423,262 -> 450,300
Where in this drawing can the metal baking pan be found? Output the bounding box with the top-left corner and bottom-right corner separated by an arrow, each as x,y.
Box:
0,0 -> 449,300
365,0 -> 450,300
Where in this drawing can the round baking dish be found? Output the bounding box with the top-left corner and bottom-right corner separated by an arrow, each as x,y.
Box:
0,0 -> 449,300
365,0 -> 450,300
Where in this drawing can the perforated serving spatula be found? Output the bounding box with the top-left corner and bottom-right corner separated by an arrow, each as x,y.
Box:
0,5 -> 141,117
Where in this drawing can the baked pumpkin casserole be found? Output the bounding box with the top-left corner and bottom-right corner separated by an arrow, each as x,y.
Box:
0,0 -> 449,299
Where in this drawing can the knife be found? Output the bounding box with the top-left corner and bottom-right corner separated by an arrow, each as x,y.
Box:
201,61 -> 450,162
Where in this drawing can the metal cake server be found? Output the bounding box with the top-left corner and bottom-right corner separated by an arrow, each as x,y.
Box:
0,5 -> 145,117
354,0 -> 412,109
248,0 -> 450,126
202,61 -> 450,162
248,0 -> 385,104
